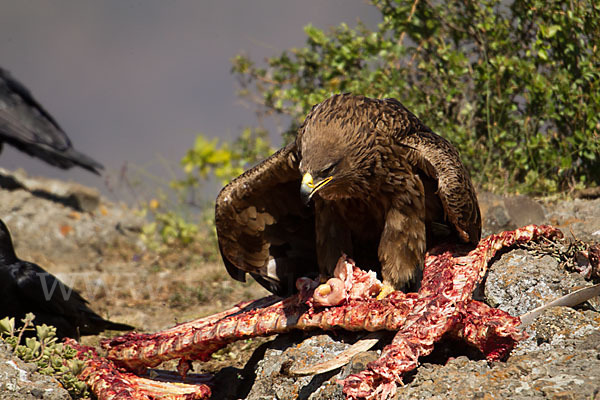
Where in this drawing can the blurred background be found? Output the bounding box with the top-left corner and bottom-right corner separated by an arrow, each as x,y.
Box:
2,0 -> 598,213
0,0 -> 380,203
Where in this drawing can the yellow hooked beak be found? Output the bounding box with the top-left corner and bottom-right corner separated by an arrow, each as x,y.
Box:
300,172 -> 332,204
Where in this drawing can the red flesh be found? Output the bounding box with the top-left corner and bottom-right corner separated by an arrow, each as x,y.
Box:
77,225 -> 561,400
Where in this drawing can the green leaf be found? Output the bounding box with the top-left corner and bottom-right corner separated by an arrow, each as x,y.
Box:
537,48 -> 548,60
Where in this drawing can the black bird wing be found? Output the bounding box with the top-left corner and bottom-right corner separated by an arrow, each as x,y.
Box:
215,142 -> 318,296
0,67 -> 103,174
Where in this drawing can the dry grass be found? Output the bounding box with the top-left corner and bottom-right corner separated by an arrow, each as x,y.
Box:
77,252 -> 269,335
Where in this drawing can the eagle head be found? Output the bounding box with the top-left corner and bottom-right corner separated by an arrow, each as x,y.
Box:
297,95 -> 377,204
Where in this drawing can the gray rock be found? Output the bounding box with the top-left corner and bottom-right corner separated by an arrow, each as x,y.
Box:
484,249 -> 589,317
0,344 -> 70,400
0,168 -> 100,212
245,333 -> 354,400
503,195 -> 547,228
479,192 -> 547,236
544,197 -> 600,242
0,169 -> 145,271
240,232 -> 600,399
399,332 -> 600,399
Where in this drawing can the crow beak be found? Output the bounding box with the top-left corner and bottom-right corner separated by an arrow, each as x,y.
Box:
300,172 -> 332,205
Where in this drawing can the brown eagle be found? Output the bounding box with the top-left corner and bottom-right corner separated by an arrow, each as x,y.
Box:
216,93 -> 481,296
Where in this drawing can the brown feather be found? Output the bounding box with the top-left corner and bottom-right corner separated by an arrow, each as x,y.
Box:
215,93 -> 481,295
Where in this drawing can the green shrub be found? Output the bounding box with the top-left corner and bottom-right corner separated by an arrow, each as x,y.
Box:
177,127 -> 275,188
142,127 -> 275,252
0,314 -> 90,398
156,0 -> 598,252
229,0 -> 599,193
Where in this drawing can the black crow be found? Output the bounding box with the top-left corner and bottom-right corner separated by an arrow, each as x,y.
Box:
0,219 -> 132,338
0,67 -> 103,174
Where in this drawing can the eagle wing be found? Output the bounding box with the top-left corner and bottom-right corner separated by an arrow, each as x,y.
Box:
373,97 -> 480,244
401,129 -> 481,244
215,142 -> 318,295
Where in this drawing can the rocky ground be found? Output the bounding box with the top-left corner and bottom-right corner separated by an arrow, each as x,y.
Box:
0,168 -> 598,400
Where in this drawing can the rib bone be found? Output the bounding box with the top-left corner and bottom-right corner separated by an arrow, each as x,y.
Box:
65,338 -> 212,400
80,225 -> 560,400
104,293 -> 415,373
341,224 -> 561,399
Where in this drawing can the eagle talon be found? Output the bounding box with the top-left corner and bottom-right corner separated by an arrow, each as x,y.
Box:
315,283 -> 332,296
313,280 -> 345,306
376,282 -> 396,300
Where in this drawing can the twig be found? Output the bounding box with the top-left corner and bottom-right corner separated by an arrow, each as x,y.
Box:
398,0 -> 421,46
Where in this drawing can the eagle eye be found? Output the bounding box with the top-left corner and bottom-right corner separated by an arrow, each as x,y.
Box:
320,160 -> 339,177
